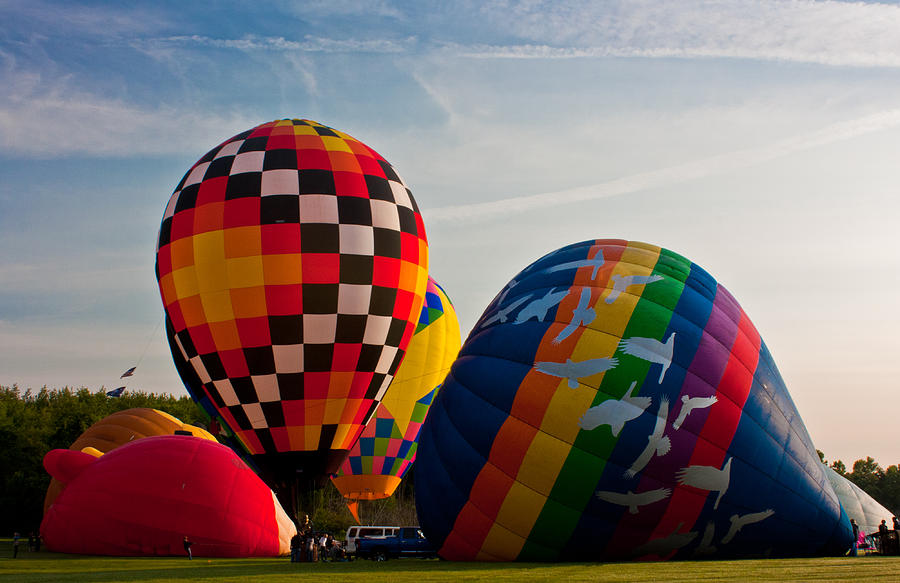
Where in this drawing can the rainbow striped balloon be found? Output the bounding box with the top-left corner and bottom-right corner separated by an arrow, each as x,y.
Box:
415,239 -> 852,561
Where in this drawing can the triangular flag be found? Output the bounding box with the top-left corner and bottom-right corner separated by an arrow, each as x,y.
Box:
347,501 -> 361,525
106,387 -> 125,397
120,367 -> 136,378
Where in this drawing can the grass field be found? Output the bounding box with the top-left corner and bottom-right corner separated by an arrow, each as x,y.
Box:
3,550 -> 900,583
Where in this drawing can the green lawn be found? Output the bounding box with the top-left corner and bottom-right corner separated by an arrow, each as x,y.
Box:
2,550 -> 899,583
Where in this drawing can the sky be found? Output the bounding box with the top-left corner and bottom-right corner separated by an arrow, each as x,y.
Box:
1,0 -> 899,467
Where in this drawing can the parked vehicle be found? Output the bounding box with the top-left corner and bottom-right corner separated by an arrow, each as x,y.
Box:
344,525 -> 399,554
355,526 -> 436,560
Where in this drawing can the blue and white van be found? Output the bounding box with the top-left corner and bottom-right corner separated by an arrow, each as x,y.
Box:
344,525 -> 399,553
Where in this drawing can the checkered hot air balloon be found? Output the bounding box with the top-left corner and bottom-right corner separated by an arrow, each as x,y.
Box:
155,119 -> 429,488
331,277 -> 460,521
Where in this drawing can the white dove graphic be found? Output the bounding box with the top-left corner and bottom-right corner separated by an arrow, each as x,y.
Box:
694,521 -> 717,556
579,381 -> 651,435
618,332 -> 676,383
624,396 -> 671,478
493,277 -> 519,306
595,487 -> 671,514
514,288 -> 569,324
605,273 -> 664,304
534,357 -> 619,389
675,456 -> 733,510
633,522 -> 698,558
721,509 -> 775,544
553,287 -> 595,343
478,295 -> 531,329
546,248 -> 605,280
672,394 -> 718,430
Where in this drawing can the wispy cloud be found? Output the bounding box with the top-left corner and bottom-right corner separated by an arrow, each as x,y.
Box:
0,256 -> 147,295
0,1 -> 167,39
450,0 -> 900,67
132,1 -> 900,67
144,34 -> 415,54
0,66 -> 257,157
424,108 -> 900,224
284,0 -> 405,20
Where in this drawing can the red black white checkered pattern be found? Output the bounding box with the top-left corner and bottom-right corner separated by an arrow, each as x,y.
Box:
156,119 -> 429,456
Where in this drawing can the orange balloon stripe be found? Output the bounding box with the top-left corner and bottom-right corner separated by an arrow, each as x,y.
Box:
440,241 -> 629,559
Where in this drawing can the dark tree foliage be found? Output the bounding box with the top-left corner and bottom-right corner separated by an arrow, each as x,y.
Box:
0,385 -> 207,535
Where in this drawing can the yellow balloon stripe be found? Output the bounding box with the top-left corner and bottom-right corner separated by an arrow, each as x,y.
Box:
477,242 -> 662,560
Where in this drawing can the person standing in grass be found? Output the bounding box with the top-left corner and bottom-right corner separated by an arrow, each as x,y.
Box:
12,532 -> 20,558
319,533 -> 328,561
850,520 -> 859,556
183,536 -> 193,560
290,531 -> 301,563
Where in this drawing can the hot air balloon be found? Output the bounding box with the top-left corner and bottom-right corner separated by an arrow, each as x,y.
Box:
825,466 -> 893,537
41,435 -> 295,557
332,277 -> 461,521
415,239 -> 853,561
155,119 -> 429,493
43,408 -> 216,514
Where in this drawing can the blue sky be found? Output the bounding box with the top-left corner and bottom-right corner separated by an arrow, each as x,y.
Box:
2,0 -> 899,465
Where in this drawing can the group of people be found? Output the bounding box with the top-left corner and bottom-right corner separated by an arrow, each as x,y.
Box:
849,516 -> 900,556
288,515 -> 349,563
289,531 -> 347,562
11,531 -> 41,558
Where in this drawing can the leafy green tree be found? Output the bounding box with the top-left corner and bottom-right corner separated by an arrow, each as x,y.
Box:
849,457 -> 885,501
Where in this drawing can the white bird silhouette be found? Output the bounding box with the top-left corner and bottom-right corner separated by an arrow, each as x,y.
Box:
633,522 -> 697,558
553,287 -> 595,343
493,277 -> 519,306
693,521 -> 717,556
624,396 -> 671,478
534,357 -> 619,389
675,457 -> 733,510
672,394 -> 718,430
478,295 -> 530,329
546,248 -> 605,280
579,381 -> 651,435
595,487 -> 671,514
618,332 -> 676,383
721,509 -> 775,544
514,288 -> 569,324
605,273 -> 664,304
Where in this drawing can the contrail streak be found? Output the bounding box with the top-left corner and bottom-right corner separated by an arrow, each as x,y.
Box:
423,109 -> 900,225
